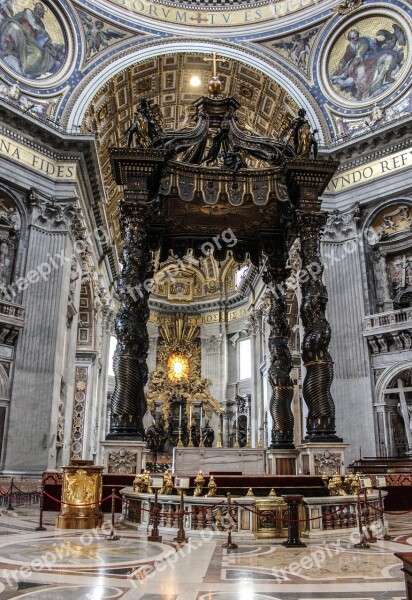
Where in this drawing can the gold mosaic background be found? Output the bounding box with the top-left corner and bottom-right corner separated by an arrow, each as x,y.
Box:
10,0 -> 65,45
327,16 -> 409,103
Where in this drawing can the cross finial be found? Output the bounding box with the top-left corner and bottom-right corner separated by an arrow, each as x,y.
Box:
203,52 -> 225,78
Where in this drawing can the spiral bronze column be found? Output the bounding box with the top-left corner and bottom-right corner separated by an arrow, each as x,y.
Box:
284,158 -> 341,442
298,211 -> 338,439
108,195 -> 153,439
263,257 -> 295,449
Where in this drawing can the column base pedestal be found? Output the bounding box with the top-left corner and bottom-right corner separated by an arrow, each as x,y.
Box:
267,450 -> 300,475
101,441 -> 149,474
56,514 -> 103,529
297,442 -> 349,476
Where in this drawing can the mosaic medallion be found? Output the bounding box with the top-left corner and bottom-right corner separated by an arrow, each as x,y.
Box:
0,535 -> 170,568
0,0 -> 70,83
322,10 -> 411,106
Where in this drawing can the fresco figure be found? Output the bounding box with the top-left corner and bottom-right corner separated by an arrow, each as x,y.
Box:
0,1 -> 66,79
330,24 -> 406,100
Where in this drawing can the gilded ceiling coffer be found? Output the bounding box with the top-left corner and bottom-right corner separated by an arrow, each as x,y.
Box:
264,253 -> 295,449
285,159 -> 341,441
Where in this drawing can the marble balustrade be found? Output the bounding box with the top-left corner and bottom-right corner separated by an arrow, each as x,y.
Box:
120,488 -> 385,538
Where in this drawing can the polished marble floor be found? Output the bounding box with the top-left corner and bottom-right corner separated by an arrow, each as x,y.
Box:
0,506 -> 409,600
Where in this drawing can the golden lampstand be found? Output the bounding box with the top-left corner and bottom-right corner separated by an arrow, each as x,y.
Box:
160,471 -> 174,495
328,472 -> 345,496
177,426 -> 184,447
133,473 -> 145,493
56,463 -> 103,529
206,475 -> 217,497
143,469 -> 153,493
193,471 -> 205,497
350,472 -> 361,495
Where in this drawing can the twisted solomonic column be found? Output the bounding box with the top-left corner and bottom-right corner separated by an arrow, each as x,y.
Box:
298,211 -> 340,440
108,199 -> 153,439
283,157 -> 341,442
264,259 -> 295,449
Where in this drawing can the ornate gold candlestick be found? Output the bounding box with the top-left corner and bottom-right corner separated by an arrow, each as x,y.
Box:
188,419 -> 194,447
246,425 -> 251,448
177,427 -> 184,447
234,426 -> 240,448
216,411 -> 222,448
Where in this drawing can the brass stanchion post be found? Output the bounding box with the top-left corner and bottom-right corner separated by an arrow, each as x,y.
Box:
222,492 -> 238,550
174,489 -> 187,544
35,484 -> 47,531
377,487 -> 391,540
281,495 -> 306,547
354,493 -> 370,548
148,488 -> 162,542
364,489 -> 377,543
7,478 -> 14,511
106,488 -> 120,541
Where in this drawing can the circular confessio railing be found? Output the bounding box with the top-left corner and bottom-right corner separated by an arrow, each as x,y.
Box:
120,488 -> 385,538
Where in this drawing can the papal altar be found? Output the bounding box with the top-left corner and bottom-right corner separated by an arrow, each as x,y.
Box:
173,447 -> 266,475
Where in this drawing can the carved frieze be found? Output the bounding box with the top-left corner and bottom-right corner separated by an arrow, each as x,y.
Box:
107,449 -> 138,474
314,451 -> 341,476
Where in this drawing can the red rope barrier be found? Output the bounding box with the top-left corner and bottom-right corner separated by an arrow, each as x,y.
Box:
43,491 -> 113,508
1,492 -> 40,504
365,501 -> 412,516
233,499 -> 355,523
123,496 -> 226,516
11,482 -> 39,496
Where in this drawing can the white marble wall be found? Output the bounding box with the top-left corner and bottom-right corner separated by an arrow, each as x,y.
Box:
322,213 -> 376,465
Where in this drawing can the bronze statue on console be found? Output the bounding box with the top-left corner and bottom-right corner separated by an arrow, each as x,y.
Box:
282,108 -> 318,158
126,98 -> 163,148
201,127 -> 229,165
145,417 -> 167,453
202,419 -> 215,447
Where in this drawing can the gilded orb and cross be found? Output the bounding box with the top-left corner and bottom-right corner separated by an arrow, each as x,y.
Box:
204,52 -> 226,97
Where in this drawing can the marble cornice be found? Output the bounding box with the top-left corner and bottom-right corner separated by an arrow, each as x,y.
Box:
149,293 -> 250,315
0,100 -> 118,283
322,117 -> 412,169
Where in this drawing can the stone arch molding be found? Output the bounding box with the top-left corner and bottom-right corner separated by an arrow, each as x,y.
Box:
375,362 -> 412,404
65,39 -> 327,142
363,198 -> 412,232
362,197 -> 412,246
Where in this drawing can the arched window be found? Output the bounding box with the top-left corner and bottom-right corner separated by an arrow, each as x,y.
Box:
239,338 -> 251,380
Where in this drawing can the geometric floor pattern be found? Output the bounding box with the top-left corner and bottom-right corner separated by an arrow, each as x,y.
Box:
0,507 -> 409,599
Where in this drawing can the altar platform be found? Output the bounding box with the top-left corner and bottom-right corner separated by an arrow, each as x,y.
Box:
173,447 -> 266,474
